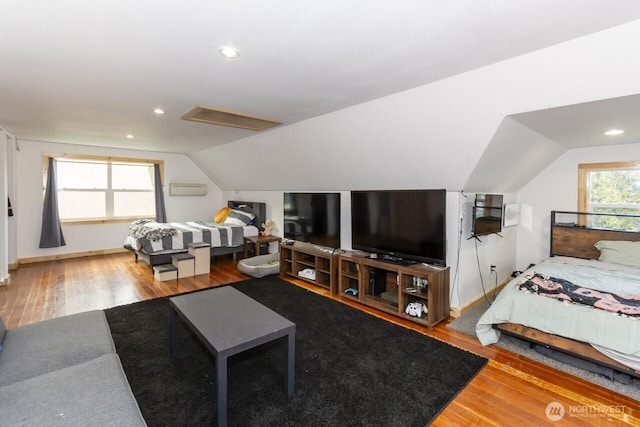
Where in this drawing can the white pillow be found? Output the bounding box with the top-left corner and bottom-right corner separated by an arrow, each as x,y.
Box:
223,208 -> 256,226
595,240 -> 640,268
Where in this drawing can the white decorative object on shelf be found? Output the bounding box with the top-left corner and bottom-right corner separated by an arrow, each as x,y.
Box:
298,268 -> 316,280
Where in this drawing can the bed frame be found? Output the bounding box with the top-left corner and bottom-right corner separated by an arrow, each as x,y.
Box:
497,210 -> 640,378
132,200 -> 266,267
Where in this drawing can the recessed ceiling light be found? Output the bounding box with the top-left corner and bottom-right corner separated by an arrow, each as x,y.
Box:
153,108 -> 165,115
605,129 -> 624,136
218,46 -> 240,59
126,134 -> 134,139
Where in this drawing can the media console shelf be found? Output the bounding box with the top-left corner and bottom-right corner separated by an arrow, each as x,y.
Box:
338,252 -> 450,329
279,241 -> 338,292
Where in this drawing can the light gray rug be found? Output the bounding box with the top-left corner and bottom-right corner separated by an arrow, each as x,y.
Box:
447,301 -> 640,400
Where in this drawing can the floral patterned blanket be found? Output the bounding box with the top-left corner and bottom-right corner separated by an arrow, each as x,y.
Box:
518,272 -> 640,318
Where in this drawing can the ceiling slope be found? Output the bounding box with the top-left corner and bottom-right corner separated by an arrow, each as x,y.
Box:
2,1 -> 640,153
190,19 -> 640,192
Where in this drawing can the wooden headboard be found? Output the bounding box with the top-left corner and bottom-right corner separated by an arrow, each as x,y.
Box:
228,200 -> 267,228
550,210 -> 640,259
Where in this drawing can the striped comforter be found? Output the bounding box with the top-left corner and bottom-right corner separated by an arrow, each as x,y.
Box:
124,220 -> 246,254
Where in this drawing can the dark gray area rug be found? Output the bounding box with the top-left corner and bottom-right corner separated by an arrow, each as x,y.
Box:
106,277 -> 487,426
447,301 -> 640,400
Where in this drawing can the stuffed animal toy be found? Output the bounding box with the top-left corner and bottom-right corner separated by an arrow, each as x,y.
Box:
261,220 -> 274,236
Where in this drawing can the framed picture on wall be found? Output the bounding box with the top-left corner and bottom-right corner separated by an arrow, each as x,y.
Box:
503,203 -> 520,227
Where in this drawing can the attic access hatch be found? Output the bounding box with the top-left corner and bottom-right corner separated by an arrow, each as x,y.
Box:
180,106 -> 282,131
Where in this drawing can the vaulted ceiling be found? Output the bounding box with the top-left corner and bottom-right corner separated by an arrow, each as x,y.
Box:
2,0 -> 640,156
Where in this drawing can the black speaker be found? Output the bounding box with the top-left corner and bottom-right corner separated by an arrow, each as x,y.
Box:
369,268 -> 387,296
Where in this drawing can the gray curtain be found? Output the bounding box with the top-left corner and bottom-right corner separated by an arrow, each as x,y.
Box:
39,157 -> 66,248
154,163 -> 167,223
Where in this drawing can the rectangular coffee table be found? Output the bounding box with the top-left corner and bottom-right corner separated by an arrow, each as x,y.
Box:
169,286 -> 295,427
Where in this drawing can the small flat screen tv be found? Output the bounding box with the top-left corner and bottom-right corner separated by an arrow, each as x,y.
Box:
283,192 -> 341,248
472,193 -> 503,236
351,189 -> 446,266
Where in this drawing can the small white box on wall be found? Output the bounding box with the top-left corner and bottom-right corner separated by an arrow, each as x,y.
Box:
169,183 -> 207,196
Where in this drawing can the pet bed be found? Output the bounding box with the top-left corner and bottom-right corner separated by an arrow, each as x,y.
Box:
238,253 -> 280,278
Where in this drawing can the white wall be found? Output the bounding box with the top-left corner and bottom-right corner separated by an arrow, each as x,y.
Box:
465,117 -> 567,193
7,135 -> 17,266
16,140 -> 223,260
516,142 -> 640,268
450,191 -> 518,308
0,129 -> 8,281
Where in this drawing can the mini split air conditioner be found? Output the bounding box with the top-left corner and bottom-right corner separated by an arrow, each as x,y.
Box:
169,183 -> 207,196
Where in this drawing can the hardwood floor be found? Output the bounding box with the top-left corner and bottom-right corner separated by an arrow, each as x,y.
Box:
1,252 -> 638,426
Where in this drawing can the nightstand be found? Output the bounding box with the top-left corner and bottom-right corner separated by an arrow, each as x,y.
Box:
244,235 -> 282,258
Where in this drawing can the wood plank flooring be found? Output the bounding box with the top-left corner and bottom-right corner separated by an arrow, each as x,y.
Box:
1,252 -> 638,426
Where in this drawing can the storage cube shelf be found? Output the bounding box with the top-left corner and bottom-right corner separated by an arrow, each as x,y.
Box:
154,264 -> 178,281
172,253 -> 195,278
188,242 -> 211,276
337,252 -> 450,329
279,242 -> 337,292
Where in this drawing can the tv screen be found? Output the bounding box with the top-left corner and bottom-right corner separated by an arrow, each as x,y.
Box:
351,189 -> 446,266
283,192 -> 341,248
473,193 -> 503,236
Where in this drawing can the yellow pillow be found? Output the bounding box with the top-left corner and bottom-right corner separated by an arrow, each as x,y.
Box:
214,206 -> 231,223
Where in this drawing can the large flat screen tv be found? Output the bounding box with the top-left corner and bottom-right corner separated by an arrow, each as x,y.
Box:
351,189 -> 446,266
283,192 -> 341,249
472,193 -> 503,237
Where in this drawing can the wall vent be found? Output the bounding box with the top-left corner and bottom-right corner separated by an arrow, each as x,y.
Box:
169,183 -> 207,196
180,105 -> 282,131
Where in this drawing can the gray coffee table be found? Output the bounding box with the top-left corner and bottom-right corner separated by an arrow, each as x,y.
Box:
169,286 -> 295,427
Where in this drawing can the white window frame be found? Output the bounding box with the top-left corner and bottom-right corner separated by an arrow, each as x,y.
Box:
42,154 -> 164,225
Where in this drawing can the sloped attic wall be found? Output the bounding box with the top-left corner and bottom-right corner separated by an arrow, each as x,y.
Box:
464,117 -> 566,193
191,20 -> 640,193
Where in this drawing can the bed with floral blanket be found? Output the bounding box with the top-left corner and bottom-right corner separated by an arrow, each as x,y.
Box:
123,200 -> 265,267
476,210 -> 640,378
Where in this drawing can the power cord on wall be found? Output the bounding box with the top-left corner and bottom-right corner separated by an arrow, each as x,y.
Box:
451,191 -> 471,305
474,237 -> 496,306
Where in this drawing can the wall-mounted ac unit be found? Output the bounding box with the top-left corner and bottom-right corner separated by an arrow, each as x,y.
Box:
169,183 -> 207,196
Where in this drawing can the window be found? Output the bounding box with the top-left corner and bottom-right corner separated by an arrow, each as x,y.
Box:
44,154 -> 163,223
578,161 -> 640,230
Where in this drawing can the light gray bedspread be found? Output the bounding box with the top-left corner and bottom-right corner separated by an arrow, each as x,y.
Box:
476,257 -> 640,360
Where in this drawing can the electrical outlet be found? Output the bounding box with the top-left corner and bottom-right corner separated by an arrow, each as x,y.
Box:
490,265 -> 496,272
